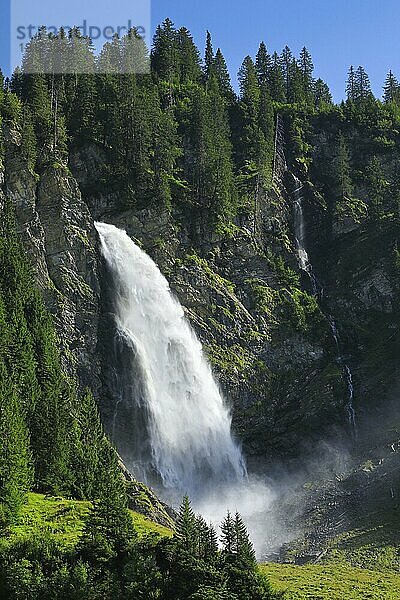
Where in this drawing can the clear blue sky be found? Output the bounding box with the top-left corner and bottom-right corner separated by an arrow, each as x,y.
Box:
0,0 -> 399,101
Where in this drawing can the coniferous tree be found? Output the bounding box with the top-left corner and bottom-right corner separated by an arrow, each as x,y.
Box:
281,46 -> 293,98
213,49 -> 235,101
220,511 -> 235,556
179,78 -> 236,226
175,495 -> 197,552
66,26 -> 97,76
258,82 -> 275,181
287,59 -> 304,104
333,134 -> 353,202
194,515 -> 219,562
68,74 -> 99,145
9,68 -> 24,98
80,441 -> 135,562
313,78 -> 332,106
346,65 -> 357,101
204,31 -> 214,83
151,102 -> 180,208
298,47 -> 314,85
177,27 -> 202,84
237,56 -> 262,166
152,18 -> 180,96
236,53 -> 274,229
20,105 -> 37,171
71,389 -> 108,500
220,511 -> 267,600
19,73 -> 53,159
383,70 -> 400,104
233,512 -> 257,567
255,42 -> 272,86
0,360 -> 33,526
298,47 -> 314,103
355,65 -> 372,100
365,156 -> 387,223
268,52 -> 286,102
0,68 -> 4,100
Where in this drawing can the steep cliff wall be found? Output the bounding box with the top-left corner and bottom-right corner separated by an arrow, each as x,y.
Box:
70,142 -> 347,465
2,124 -> 101,394
5,111 -> 400,485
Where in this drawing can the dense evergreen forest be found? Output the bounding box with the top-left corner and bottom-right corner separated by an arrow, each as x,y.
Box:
1,17 -> 400,599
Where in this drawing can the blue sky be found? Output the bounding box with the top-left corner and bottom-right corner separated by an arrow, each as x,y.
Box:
0,0 -> 398,101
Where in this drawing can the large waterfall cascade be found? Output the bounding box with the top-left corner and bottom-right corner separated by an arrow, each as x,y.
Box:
95,222 -> 247,498
292,179 -> 357,438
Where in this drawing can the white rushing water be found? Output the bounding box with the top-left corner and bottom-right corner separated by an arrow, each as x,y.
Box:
96,222 -> 275,555
292,179 -> 318,295
95,222 -> 246,496
292,181 -> 357,439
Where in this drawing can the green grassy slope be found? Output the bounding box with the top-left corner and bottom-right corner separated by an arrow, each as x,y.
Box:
261,514 -> 400,600
0,493 -> 173,554
260,563 -> 400,599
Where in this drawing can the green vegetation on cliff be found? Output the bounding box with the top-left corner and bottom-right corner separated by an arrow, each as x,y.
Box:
0,206 -> 126,523
2,12 -> 400,600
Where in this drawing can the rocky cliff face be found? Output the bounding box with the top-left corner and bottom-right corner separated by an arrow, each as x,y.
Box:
305,123 -> 400,458
5,116 -> 400,537
70,143 -> 347,466
2,125 -> 101,395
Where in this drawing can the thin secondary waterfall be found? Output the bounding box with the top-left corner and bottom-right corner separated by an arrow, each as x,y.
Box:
292,177 -> 318,295
328,317 -> 358,438
292,180 -> 357,438
95,222 -> 246,498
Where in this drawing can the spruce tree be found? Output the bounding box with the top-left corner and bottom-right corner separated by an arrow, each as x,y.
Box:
0,361 -> 33,526
258,82 -> 275,182
80,440 -> 135,562
237,56 -> 262,167
213,49 -> 235,101
68,74 -> 99,145
333,134 -> 353,202
281,46 -> 293,97
71,389 -> 108,500
175,495 -> 198,553
151,18 -> 180,85
0,68 -> 4,101
268,52 -> 286,102
383,70 -> 400,104
287,59 -> 304,104
179,80 -> 235,227
346,65 -> 356,101
19,73 -> 53,160
177,27 -> 202,83
220,511 -> 235,556
204,31 -> 214,82
20,106 -> 37,172
365,156 -> 387,223
355,65 -> 372,100
314,78 -> 332,106
255,42 -> 272,86
299,47 -> 314,83
195,515 -> 219,562
233,512 -> 257,567
298,46 -> 314,103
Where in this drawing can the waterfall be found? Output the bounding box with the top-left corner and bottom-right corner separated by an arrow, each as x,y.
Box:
292,178 -> 318,295
344,365 -> 357,435
292,180 -> 357,438
327,316 -> 357,438
95,222 -> 247,498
